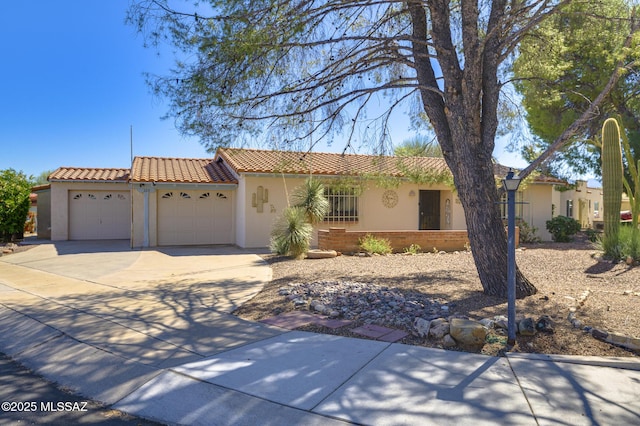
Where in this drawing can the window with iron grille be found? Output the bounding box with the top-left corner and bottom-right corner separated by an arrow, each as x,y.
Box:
499,191 -> 523,220
324,187 -> 359,222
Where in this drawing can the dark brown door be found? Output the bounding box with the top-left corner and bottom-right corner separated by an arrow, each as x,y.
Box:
419,190 -> 440,230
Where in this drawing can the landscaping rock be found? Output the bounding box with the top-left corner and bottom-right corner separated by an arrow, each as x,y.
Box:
479,318 -> 495,329
443,334 -> 457,348
536,315 -> 555,333
605,333 -> 640,350
414,318 -> 431,338
279,280 -> 449,330
306,249 -> 338,259
493,315 -> 508,330
429,321 -> 450,340
449,318 -> 486,350
518,318 -> 536,336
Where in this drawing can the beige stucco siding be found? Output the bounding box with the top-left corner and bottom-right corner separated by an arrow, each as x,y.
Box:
34,188 -> 51,239
522,184 -> 554,241
131,186 -> 158,247
236,175 -> 463,248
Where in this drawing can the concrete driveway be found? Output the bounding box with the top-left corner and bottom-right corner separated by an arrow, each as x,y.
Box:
0,241 -> 283,369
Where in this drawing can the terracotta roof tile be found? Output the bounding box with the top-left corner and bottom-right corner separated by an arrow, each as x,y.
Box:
49,167 -> 130,182
216,148 -> 451,177
131,157 -> 237,184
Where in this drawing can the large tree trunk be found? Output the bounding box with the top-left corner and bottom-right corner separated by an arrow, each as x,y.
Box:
445,138 -> 537,299
409,0 -> 537,298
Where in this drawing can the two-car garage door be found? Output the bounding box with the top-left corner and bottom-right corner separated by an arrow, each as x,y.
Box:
69,190 -> 130,240
68,188 -> 233,245
157,189 -> 233,246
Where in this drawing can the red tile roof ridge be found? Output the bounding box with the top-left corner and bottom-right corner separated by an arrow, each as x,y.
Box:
131,156 -> 237,184
49,167 -> 130,181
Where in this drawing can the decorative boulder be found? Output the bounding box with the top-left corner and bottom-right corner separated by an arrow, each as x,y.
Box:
306,249 -> 338,259
518,318 -> 536,336
414,318 -> 431,338
429,322 -> 450,340
443,334 -> 457,348
493,315 -> 508,330
449,318 -> 487,350
535,315 -> 555,333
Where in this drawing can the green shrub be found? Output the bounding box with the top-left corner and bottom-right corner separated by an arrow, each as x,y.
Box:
359,234 -> 392,255
584,228 -> 601,243
593,225 -> 640,261
617,225 -> 640,261
270,206 -> 312,259
546,216 -> 581,242
517,219 -> 541,244
0,169 -> 33,242
403,243 -> 421,255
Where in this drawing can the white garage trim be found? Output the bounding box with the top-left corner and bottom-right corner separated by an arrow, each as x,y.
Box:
157,189 -> 233,246
68,190 -> 131,240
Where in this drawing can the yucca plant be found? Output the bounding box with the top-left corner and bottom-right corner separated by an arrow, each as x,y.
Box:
291,178 -> 329,223
270,206 -> 312,259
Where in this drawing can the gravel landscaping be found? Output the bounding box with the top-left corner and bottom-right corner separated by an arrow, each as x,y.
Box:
234,234 -> 640,357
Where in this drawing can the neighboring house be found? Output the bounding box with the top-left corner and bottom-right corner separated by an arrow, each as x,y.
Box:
35,148 -> 602,247
554,180 -> 604,231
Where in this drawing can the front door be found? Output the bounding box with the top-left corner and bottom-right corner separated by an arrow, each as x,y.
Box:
419,190 -> 440,230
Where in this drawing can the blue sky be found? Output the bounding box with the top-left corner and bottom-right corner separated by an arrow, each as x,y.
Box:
0,1 -> 526,180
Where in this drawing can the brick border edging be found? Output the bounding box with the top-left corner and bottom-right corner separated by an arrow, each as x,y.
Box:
318,227 -> 519,253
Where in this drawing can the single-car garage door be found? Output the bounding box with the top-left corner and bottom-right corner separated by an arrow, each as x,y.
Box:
157,189 -> 233,245
69,190 -> 131,240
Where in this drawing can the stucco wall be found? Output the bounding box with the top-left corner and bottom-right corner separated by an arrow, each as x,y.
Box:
522,184 -> 554,241
131,184 -> 158,247
34,188 -> 51,239
236,175 -> 463,248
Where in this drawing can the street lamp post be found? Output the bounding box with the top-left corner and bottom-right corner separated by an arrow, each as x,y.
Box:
503,169 -> 521,347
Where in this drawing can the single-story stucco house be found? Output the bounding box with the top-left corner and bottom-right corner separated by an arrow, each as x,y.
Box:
34,148 -> 603,248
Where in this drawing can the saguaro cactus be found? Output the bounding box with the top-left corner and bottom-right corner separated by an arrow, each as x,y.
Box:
601,117 -> 623,257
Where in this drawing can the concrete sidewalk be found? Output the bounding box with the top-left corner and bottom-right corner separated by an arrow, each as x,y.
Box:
1,241 -> 639,425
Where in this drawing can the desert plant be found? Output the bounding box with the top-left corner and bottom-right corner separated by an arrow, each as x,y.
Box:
618,225 -> 640,261
516,219 -> 541,244
403,243 -> 422,255
291,178 -> 329,224
270,206 -> 312,259
601,117 -> 624,257
584,228 -> 601,243
546,216 -> 581,242
619,116 -> 640,261
594,225 -> 640,262
359,234 -> 392,255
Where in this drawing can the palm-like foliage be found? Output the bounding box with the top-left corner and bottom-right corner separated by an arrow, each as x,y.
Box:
291,178 -> 329,224
270,206 -> 312,259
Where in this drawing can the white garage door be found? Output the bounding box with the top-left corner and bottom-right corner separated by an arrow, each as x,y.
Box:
69,191 -> 130,240
157,190 -> 233,246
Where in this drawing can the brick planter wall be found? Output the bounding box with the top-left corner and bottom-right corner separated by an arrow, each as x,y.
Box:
317,227 -> 519,253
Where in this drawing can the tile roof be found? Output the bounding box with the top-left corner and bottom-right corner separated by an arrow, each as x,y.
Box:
131,157 -> 238,184
216,148 -> 451,177
49,167 -> 130,182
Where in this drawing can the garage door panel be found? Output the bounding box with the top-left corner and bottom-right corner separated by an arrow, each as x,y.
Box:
69,191 -> 130,240
157,189 -> 233,246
